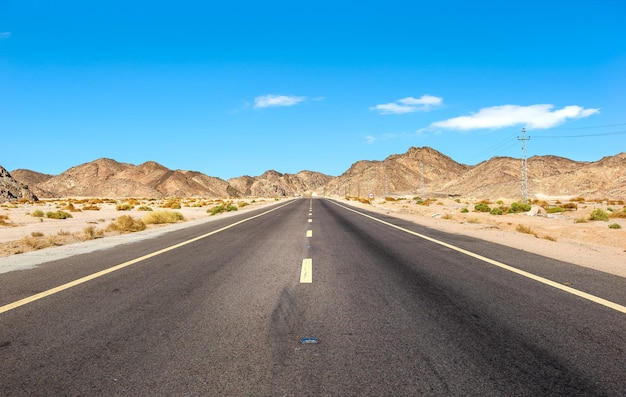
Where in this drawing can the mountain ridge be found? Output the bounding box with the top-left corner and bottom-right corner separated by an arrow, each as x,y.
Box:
5,147 -> 625,201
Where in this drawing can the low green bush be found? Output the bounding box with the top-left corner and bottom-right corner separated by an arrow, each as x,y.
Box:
46,211 -> 72,219
589,209 -> 609,221
490,207 -> 503,215
208,204 -> 238,215
31,209 -> 44,217
474,203 -> 491,212
508,202 -> 531,213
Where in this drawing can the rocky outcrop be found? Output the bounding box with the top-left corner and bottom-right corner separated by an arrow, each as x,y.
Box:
0,166 -> 38,202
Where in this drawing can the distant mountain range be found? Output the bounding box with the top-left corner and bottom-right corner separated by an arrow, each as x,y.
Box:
2,147 -> 625,201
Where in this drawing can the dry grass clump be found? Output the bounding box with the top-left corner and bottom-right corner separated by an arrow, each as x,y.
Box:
0,214 -> 16,226
31,209 -> 45,217
83,226 -> 105,240
516,224 -> 536,236
160,199 -> 182,209
21,234 -> 62,250
63,202 -> 82,212
143,210 -> 184,224
609,208 -> 626,219
107,215 -> 146,233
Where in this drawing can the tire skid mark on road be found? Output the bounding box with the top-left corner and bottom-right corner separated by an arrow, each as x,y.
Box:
329,200 -> 626,315
0,201 -> 296,315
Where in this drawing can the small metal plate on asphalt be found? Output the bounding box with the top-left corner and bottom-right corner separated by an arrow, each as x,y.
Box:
301,337 -> 318,344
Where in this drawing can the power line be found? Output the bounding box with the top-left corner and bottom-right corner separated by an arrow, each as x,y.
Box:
534,130 -> 626,139
549,122 -> 626,130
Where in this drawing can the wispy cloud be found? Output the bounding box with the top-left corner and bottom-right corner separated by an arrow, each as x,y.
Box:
364,131 -> 427,144
431,104 -> 599,130
365,135 -> 377,144
0,32 -> 11,39
254,94 -> 306,109
371,95 -> 443,115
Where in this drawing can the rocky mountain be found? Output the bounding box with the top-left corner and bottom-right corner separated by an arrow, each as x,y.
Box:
229,170 -> 333,197
5,147 -> 625,200
23,158 -> 236,198
0,166 -> 39,202
325,147 -> 470,196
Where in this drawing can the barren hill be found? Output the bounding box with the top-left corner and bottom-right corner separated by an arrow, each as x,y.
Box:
325,147 -> 470,196
28,158 -> 236,198
9,169 -> 54,198
6,147 -> 625,200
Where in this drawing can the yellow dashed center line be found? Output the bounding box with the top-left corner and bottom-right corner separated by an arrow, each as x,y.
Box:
306,230 -> 313,237
300,258 -> 313,283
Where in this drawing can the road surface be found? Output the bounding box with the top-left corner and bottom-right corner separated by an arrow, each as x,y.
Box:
1,198 -> 625,395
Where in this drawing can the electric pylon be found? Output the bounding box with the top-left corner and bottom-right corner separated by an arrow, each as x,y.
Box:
517,128 -> 530,202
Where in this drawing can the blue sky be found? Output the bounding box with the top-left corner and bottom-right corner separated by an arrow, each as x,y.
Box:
1,1 -> 625,179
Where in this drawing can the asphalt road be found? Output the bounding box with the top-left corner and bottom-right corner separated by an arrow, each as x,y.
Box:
0,198 -> 624,396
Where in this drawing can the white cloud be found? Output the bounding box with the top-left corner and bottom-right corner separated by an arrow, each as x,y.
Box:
431,104 -> 599,130
365,135 -> 377,144
0,32 -> 11,39
254,94 -> 306,109
371,95 -> 443,115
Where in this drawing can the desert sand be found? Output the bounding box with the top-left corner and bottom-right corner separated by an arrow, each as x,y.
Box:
0,196 -> 624,278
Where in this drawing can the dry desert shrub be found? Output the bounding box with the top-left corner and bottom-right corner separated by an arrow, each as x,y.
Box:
31,209 -> 45,217
143,210 -> 184,224
160,199 -> 182,209
609,208 -> 626,219
83,226 -> 105,240
21,234 -> 61,250
516,224 -> 536,236
107,215 -> 146,233
63,202 -> 81,212
0,214 -> 15,226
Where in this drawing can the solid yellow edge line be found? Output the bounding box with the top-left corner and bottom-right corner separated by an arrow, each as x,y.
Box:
331,200 -> 626,315
0,201 -> 295,315
300,258 -> 312,283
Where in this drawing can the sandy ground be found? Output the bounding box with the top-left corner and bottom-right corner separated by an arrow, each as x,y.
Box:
0,196 -> 625,278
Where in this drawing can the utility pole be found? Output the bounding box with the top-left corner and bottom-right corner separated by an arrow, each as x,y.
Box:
518,128 -> 530,203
